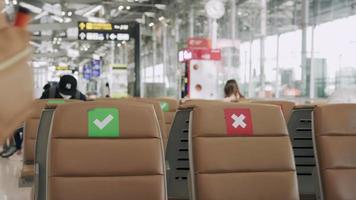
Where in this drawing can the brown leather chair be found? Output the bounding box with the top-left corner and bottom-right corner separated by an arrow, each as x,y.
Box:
21,99 -> 78,182
287,104 -> 317,199
155,98 -> 178,135
133,98 -> 168,148
313,104 -> 356,200
21,100 -> 49,181
23,100 -> 48,165
46,101 -> 167,200
189,101 -> 299,200
96,98 -> 169,148
250,100 -> 296,122
181,99 -> 222,107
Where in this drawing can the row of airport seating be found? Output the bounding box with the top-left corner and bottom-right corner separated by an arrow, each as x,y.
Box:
167,100 -> 356,200
20,97 -> 177,184
18,98 -> 356,200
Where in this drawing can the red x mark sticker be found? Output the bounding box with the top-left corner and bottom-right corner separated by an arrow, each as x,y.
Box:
224,108 -> 253,136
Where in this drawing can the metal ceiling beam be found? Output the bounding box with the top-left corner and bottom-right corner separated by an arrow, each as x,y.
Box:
236,0 -> 250,6
28,22 -> 77,32
33,51 -> 66,58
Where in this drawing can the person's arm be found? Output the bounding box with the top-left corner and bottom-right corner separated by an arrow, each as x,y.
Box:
40,89 -> 49,99
0,9 -> 33,144
80,93 -> 87,101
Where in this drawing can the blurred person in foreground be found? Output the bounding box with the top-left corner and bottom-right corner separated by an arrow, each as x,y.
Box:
223,79 -> 245,103
0,4 -> 34,144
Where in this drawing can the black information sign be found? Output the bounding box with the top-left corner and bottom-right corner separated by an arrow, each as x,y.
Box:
78,22 -> 133,41
77,21 -> 141,97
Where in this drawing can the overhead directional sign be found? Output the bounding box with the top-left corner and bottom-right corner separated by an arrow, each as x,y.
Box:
79,22 -> 129,31
78,21 -> 132,41
78,32 -> 130,41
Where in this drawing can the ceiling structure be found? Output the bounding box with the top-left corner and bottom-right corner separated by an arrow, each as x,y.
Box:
237,0 -> 356,40
2,0 -> 356,68
3,0 -> 169,68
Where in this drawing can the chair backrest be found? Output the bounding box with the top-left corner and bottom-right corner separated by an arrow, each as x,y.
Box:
23,100 -> 49,164
23,99 -> 78,164
288,105 -> 317,198
34,107 -> 56,200
313,104 -> 356,200
165,107 -> 193,199
155,98 -> 178,135
189,102 -> 299,200
250,100 -> 296,122
133,98 -> 168,147
35,102 -> 79,200
46,101 -> 167,200
165,100 -> 218,199
96,98 -> 169,148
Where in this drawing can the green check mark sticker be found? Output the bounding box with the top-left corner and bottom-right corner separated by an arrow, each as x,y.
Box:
88,108 -> 119,137
160,102 -> 169,112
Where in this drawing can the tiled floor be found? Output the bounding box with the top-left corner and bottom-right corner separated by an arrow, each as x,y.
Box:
0,152 -> 31,200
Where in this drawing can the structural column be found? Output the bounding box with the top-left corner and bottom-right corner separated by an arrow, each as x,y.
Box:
301,0 -> 309,96
163,24 -> 168,96
152,25 -> 157,84
134,23 -> 141,97
189,5 -> 194,37
110,41 -> 115,65
228,0 -> 237,69
260,0 -> 267,94
248,40 -> 253,97
276,34 -> 280,98
309,0 -> 320,99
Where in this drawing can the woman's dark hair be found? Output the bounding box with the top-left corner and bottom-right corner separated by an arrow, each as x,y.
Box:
224,79 -> 244,98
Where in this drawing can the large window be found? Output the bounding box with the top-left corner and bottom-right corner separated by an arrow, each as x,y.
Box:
238,14 -> 356,101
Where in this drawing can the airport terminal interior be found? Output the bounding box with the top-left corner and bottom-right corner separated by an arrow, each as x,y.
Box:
1,0 -> 356,199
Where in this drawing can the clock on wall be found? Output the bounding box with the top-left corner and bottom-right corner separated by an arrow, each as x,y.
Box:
205,0 -> 225,19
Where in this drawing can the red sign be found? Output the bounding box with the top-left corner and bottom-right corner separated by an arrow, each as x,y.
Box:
224,108 -> 253,136
191,49 -> 221,61
178,48 -> 221,62
187,37 -> 211,49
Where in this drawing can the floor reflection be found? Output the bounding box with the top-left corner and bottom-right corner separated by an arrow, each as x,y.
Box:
0,152 -> 31,200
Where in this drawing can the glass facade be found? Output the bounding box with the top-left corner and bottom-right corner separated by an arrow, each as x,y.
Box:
136,0 -> 356,103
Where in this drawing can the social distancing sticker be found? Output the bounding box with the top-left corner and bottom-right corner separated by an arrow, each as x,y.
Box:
47,100 -> 66,104
160,101 -> 169,112
224,108 -> 253,136
88,108 -> 119,137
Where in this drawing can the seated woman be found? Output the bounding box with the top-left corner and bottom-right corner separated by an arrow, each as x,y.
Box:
223,79 -> 245,102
